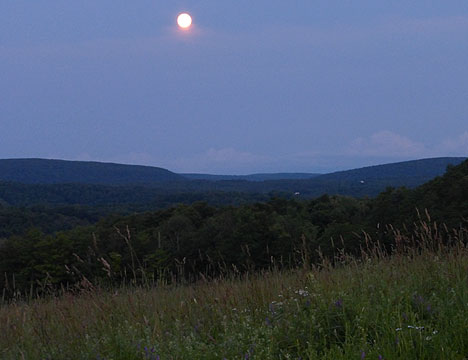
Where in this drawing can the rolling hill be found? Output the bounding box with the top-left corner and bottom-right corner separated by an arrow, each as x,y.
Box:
289,157 -> 468,197
0,158 -> 184,185
182,157 -> 467,197
0,157 -> 466,239
0,157 -> 465,208
314,157 -> 467,182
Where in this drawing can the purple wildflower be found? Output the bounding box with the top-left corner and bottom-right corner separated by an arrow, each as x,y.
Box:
269,303 -> 276,313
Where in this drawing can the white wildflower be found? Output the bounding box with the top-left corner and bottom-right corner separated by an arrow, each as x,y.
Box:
407,325 -> 424,330
295,289 -> 310,297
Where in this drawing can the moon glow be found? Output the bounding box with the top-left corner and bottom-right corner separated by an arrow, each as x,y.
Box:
177,13 -> 192,29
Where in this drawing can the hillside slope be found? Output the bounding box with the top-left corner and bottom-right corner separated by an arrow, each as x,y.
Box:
0,158 -> 184,184
370,158 -> 468,228
315,157 -> 467,182
238,157 -> 465,198
0,157 -> 465,208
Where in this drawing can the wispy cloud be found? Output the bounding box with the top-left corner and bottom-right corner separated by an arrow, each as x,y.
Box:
346,130 -> 468,161
167,148 -> 270,174
68,131 -> 467,174
348,131 -> 428,158
438,131 -> 468,155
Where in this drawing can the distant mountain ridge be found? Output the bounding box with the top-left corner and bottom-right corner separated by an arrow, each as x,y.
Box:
315,157 -> 467,181
0,157 -> 465,206
181,173 -> 321,182
0,158 -> 184,185
1,157 -> 465,187
286,157 -> 468,197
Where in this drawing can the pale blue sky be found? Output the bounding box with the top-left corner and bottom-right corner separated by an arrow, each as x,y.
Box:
1,1 -> 468,173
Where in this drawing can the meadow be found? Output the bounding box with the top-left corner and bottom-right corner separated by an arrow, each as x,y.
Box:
1,222 -> 467,360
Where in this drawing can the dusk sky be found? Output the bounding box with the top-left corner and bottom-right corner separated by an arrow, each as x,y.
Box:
1,1 -> 468,174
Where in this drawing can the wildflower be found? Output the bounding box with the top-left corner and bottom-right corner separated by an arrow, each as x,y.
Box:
361,350 -> 366,359
269,303 -> 275,314
407,325 -> 424,330
244,344 -> 255,359
334,299 -> 343,308
295,289 -> 310,297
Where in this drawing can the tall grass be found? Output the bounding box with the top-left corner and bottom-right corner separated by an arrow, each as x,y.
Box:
1,221 -> 467,359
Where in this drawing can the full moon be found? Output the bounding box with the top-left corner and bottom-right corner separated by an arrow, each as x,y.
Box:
177,13 -> 192,29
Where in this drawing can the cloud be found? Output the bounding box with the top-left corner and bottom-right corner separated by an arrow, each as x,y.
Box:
346,130 -> 468,161
168,148 -> 270,174
438,131 -> 468,155
56,132 -> 467,175
348,131 -> 428,158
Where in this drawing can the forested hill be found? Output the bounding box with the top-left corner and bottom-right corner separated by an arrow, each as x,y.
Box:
0,157 -> 465,208
182,158 -> 466,183
315,157 -> 467,182
245,157 -> 468,198
369,157 -> 468,228
0,158 -> 184,184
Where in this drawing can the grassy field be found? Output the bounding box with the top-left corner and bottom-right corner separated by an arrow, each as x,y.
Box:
1,225 -> 467,359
